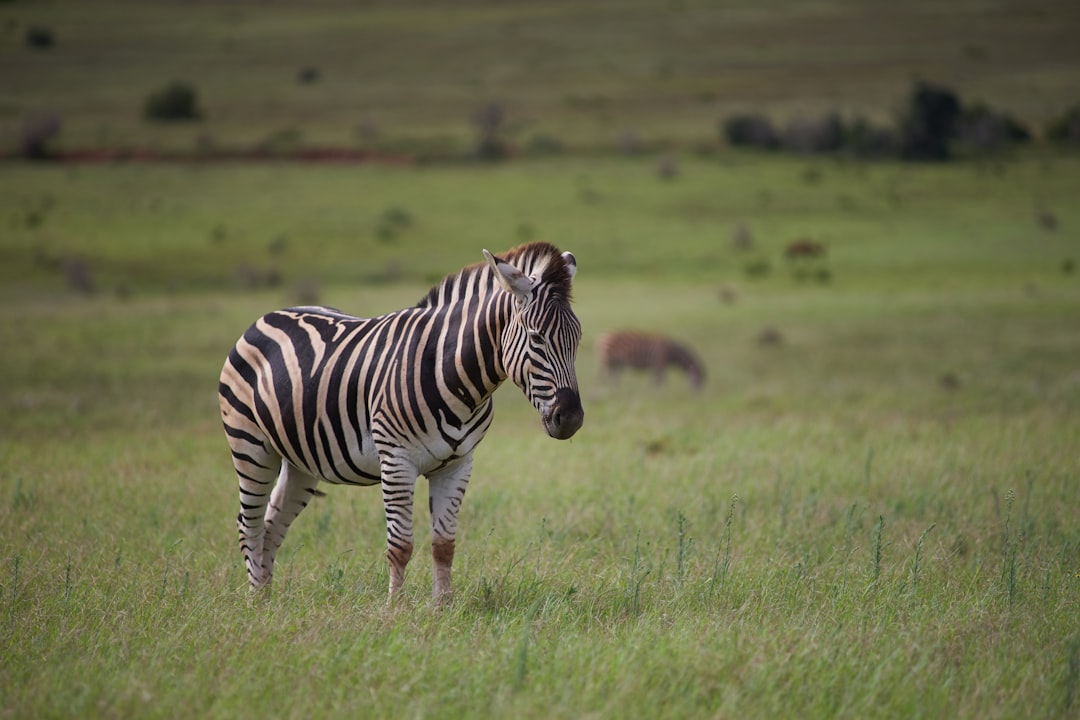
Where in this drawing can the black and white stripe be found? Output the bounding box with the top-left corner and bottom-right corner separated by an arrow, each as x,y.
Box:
219,242 -> 583,602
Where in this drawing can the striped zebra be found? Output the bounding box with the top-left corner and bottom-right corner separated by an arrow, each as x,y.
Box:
595,330 -> 705,388
218,242 -> 584,603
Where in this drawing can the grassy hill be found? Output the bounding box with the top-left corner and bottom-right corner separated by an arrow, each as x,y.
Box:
2,0 -> 1079,154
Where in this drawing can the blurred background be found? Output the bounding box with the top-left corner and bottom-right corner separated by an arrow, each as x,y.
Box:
1,0 -> 1078,430
3,0 -> 1080,159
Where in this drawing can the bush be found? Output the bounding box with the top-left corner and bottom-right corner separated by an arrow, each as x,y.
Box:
782,113 -> 846,154
721,113 -> 779,150
1046,105 -> 1080,145
25,26 -> 54,49
955,102 -> 1031,152
19,114 -> 61,159
143,82 -> 203,122
843,116 -> 899,159
471,103 -> 507,160
618,129 -> 640,155
655,154 -> 678,179
256,127 -> 303,154
722,83 -> 1034,162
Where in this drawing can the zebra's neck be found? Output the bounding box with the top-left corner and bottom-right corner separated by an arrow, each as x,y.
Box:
425,286 -> 516,409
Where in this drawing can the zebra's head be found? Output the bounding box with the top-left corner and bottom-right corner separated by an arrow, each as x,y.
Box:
484,246 -> 584,440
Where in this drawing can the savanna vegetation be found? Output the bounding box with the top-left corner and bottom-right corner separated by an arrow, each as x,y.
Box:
2,2 -> 1079,719
3,0 -> 1080,157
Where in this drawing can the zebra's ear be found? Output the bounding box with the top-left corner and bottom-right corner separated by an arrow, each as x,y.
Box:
561,251 -> 577,282
483,249 -> 534,304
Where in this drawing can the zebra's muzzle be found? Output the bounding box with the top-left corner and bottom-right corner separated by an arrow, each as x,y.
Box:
543,387 -> 584,440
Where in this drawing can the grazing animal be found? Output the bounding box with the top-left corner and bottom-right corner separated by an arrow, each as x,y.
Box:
218,242 -> 584,603
784,239 -> 826,260
595,330 -> 705,388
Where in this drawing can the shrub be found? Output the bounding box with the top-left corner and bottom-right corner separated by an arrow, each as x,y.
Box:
19,114 -> 61,159
843,116 -> 899,159
143,82 -> 203,122
618,129 -> 640,155
25,26 -> 54,49
471,102 -> 507,160
721,113 -> 779,150
256,127 -> 302,154
955,102 -> 1031,152
1046,105 -> 1080,145
62,256 -> 94,295
381,205 -> 414,228
375,205 -> 414,243
782,113 -> 846,154
743,258 -> 771,277
731,222 -> 754,251
655,154 -> 678,179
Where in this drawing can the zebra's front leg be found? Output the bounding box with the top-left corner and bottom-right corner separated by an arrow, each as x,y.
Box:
379,454 -> 419,603
427,456 -> 473,604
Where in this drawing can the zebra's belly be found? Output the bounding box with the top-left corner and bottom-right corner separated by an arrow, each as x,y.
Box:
406,431 -> 482,475
289,400 -> 494,484
307,424 -> 482,484
374,404 -> 493,478
303,430 -> 383,486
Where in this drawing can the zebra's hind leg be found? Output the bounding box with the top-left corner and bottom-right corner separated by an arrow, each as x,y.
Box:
427,456 -> 473,604
228,439 -> 282,589
261,463 -> 322,583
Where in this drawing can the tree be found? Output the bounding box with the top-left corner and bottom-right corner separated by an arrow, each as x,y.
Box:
899,81 -> 961,161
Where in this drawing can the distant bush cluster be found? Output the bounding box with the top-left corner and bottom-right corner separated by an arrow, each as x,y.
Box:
721,81 -> 1075,161
11,72 -> 1080,162
143,81 -> 203,122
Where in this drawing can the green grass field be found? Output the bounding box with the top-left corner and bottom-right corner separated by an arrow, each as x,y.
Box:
3,1 -> 1080,718
2,154 -> 1078,719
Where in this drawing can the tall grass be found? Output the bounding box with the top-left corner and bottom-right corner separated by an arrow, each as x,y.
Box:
1,155 -> 1079,718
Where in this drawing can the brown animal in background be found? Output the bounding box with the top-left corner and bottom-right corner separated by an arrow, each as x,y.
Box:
596,330 -> 705,388
784,239 -> 826,259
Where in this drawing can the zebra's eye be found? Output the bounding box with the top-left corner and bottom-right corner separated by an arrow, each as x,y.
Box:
527,329 -> 546,346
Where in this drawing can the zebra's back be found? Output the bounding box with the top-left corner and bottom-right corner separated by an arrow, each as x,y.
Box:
219,304 -> 501,484
220,306 -> 389,485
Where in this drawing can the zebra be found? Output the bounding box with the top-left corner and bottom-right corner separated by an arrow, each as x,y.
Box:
218,242 -> 584,603
595,330 -> 705,388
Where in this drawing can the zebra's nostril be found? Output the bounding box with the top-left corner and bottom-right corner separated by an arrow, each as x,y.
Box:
544,388 -> 583,439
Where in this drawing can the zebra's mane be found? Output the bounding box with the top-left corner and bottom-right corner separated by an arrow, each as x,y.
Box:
416,241 -> 574,309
